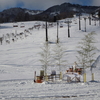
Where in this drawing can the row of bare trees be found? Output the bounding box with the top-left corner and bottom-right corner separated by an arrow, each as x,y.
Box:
0,28 -> 32,45
39,32 -> 97,82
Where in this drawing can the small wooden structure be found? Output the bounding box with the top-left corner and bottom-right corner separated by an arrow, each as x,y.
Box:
36,76 -> 43,83
34,70 -> 61,83
35,74 -> 61,83
45,74 -> 60,81
35,70 -> 44,83
63,62 -> 83,83
34,62 -> 83,83
64,65 -> 83,82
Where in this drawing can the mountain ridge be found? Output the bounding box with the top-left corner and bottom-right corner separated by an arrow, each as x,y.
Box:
0,7 -> 43,22
42,2 -> 99,15
0,2 -> 100,22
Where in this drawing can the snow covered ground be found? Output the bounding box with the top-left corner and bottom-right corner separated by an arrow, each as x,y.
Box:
0,15 -> 100,100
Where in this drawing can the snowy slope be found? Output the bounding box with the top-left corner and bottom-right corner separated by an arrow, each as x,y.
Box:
0,15 -> 100,100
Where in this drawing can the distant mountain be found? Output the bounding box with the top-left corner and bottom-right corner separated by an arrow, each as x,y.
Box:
43,3 -> 99,14
0,2 -> 100,23
40,2 -> 100,21
0,7 -> 43,22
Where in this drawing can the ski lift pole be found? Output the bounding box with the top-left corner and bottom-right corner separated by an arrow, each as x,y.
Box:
84,17 -> 87,32
45,19 -> 48,42
89,17 -> 91,25
57,21 -> 59,43
68,21 -> 70,38
66,20 -> 72,38
94,19 -> 96,26
79,14 -> 81,30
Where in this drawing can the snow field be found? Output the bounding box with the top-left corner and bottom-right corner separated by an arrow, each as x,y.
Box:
0,15 -> 100,99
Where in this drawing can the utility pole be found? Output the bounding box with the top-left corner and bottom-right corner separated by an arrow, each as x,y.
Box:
57,21 -> 59,43
89,14 -> 91,25
45,16 -> 48,42
79,13 -> 81,30
68,21 -> 70,37
66,20 -> 72,38
84,17 -> 87,32
94,19 -> 96,26
54,15 -> 59,43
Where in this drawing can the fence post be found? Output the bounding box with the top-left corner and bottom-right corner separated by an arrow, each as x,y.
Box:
45,73 -> 48,81
83,73 -> 86,82
92,73 -> 94,81
60,72 -> 62,80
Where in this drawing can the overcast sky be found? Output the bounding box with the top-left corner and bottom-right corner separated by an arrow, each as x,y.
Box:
0,0 -> 100,12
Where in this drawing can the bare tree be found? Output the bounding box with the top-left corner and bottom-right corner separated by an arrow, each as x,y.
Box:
39,42 -> 51,78
53,42 -> 67,72
77,32 -> 97,81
